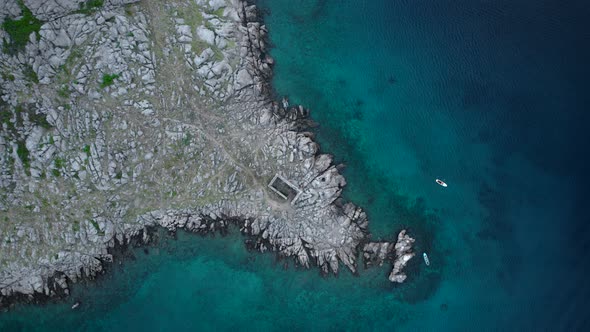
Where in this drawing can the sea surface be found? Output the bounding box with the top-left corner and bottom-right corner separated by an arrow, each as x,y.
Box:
2,0 -> 590,331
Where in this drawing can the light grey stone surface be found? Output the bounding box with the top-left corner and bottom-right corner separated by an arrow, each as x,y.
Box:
0,0 -> 414,307
388,230 -> 416,283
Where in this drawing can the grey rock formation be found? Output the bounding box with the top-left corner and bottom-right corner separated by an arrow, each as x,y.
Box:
388,230 -> 416,283
363,229 -> 416,283
363,241 -> 394,267
0,0 -> 415,307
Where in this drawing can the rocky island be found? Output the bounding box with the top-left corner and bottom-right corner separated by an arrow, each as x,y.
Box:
0,0 -> 415,309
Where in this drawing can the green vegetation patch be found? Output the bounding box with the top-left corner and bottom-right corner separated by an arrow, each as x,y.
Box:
57,47 -> 83,82
100,73 -> 120,88
16,140 -> 30,175
212,7 -> 225,17
51,157 -> 64,176
15,104 -> 51,129
22,65 -> 39,84
57,85 -> 70,99
68,47 -> 84,62
212,47 -> 224,62
177,4 -> 204,28
76,0 -> 104,15
1,72 -> 15,81
89,219 -> 104,235
83,144 -> 91,157
54,157 -> 65,169
2,104 -> 51,142
0,107 -> 15,132
24,111 -> 51,130
1,0 -> 43,55
182,133 -> 192,146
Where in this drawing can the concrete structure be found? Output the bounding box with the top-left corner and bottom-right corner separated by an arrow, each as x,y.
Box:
267,174 -> 302,204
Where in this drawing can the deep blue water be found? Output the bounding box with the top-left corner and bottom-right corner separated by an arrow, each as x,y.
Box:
256,0 -> 590,329
1,0 -> 590,330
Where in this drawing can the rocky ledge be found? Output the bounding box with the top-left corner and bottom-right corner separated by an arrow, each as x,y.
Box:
0,0 -> 415,308
363,230 -> 416,283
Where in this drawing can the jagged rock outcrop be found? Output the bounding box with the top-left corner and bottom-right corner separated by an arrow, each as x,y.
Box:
363,241 -> 394,267
363,229 -> 416,283
388,230 -> 416,283
0,0 -> 415,308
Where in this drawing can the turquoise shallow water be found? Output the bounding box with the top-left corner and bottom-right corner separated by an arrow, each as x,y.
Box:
0,230 -> 432,331
2,0 -> 590,330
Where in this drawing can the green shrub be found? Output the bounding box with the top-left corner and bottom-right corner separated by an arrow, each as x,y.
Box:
83,144 -> 91,157
14,104 -> 51,129
54,157 -> 65,169
212,7 -> 225,17
1,1 -> 42,55
76,0 -> 104,15
0,107 -> 14,131
100,73 -> 120,88
182,133 -> 192,146
1,73 -> 15,81
16,140 -> 30,175
28,111 -> 51,129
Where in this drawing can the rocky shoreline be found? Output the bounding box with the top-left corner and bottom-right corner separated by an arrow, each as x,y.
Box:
0,0 -> 415,310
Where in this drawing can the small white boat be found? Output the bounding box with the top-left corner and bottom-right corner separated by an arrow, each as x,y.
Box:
71,302 -> 80,310
423,252 -> 430,266
435,179 -> 448,187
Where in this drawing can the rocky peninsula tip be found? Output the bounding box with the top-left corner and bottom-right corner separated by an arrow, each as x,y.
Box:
0,0 -> 415,309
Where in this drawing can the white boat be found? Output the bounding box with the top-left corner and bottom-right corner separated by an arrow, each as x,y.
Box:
435,179 -> 448,187
423,252 -> 430,266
